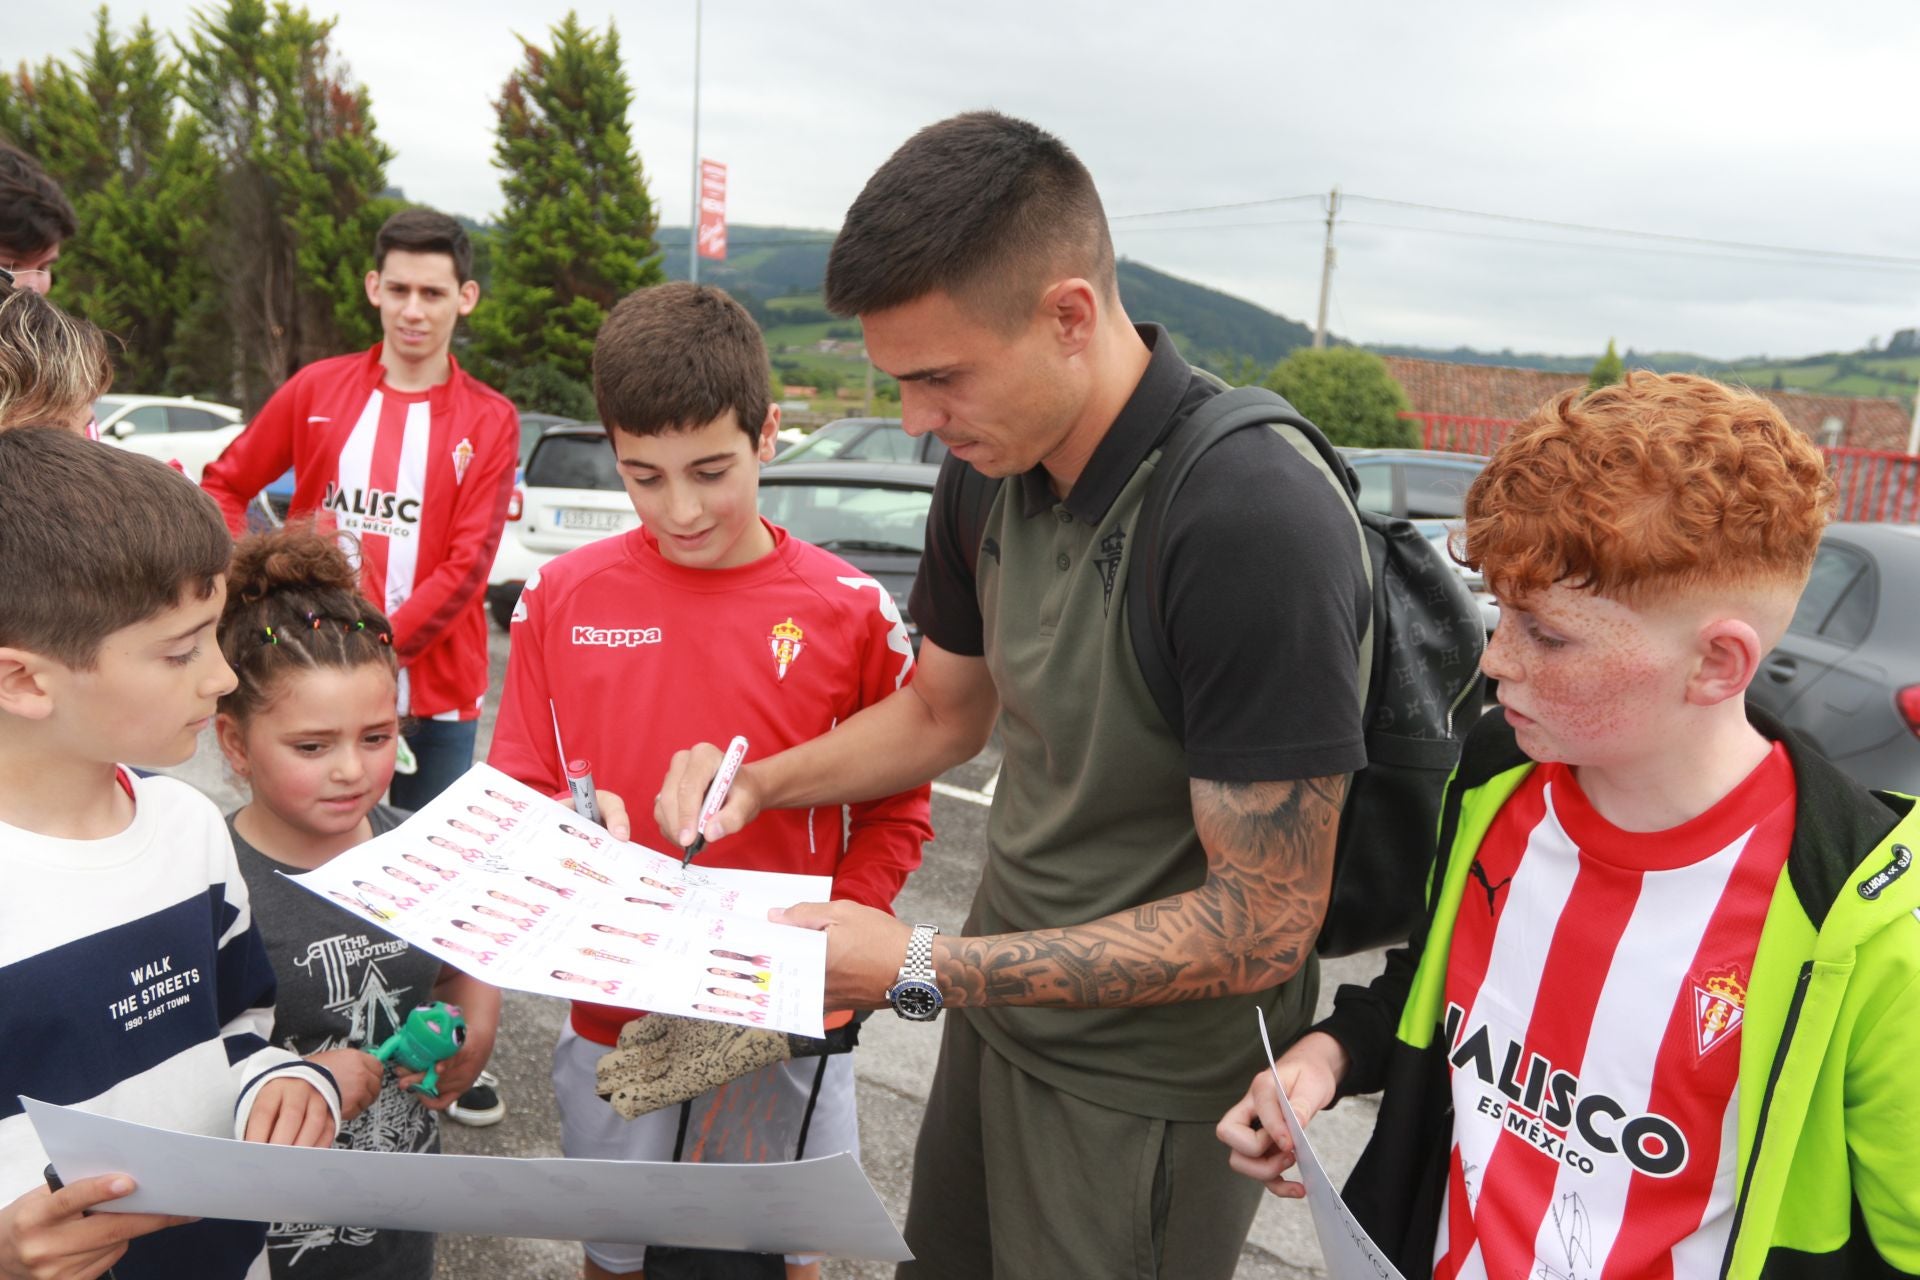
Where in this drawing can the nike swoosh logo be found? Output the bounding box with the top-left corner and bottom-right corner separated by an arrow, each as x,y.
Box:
307,415 -> 331,423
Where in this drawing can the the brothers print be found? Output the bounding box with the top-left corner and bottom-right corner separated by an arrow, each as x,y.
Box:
231,807 -> 443,1279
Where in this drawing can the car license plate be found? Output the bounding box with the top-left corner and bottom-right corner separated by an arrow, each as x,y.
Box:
556,508 -> 625,533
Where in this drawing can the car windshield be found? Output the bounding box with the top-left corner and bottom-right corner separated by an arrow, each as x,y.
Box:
772,421 -> 870,465
758,481 -> 931,554
526,434 -> 622,492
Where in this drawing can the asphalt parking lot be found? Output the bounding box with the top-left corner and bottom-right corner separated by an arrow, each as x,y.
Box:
169,623 -> 1378,1279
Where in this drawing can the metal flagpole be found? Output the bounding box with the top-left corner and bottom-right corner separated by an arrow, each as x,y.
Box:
688,0 -> 703,284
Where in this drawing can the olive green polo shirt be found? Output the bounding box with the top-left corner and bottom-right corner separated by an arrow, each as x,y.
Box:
909,325 -> 1369,1118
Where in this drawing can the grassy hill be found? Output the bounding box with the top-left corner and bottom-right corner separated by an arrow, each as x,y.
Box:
655,226 -> 1323,383
650,226 -> 1915,410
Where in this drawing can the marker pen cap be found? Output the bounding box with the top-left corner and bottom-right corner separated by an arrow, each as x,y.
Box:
567,759 -> 592,780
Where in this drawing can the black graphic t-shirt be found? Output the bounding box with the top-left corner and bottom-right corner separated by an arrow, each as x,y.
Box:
231,806 -> 442,1279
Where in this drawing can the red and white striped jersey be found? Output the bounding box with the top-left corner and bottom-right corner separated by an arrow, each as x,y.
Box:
201,346 -> 518,720
1434,745 -> 1794,1280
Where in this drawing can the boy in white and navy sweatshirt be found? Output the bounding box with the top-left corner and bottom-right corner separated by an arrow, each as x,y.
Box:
0,427 -> 340,1280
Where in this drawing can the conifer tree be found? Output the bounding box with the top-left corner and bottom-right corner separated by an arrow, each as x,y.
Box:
1587,338 -> 1625,392
473,12 -> 664,410
180,0 -> 397,408
0,9 -> 227,394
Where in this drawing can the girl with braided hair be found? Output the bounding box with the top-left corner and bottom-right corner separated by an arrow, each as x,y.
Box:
214,522 -> 504,1276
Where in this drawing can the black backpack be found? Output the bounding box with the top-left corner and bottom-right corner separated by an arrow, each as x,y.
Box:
957,385 -> 1485,957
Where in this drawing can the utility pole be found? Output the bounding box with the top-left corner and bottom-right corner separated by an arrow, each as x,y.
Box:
1908,370 -> 1920,456
687,0 -> 703,284
1312,185 -> 1339,349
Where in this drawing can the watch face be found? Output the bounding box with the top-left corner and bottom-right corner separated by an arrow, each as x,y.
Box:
889,979 -> 942,1021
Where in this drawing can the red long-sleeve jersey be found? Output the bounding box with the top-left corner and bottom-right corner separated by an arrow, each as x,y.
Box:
201,346 -> 518,720
488,521 -> 933,1045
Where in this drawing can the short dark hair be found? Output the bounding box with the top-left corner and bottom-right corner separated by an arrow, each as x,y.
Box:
592,283 -> 768,441
217,522 -> 398,723
0,143 -> 76,260
0,427 -> 231,669
824,111 -> 1115,327
374,207 -> 473,282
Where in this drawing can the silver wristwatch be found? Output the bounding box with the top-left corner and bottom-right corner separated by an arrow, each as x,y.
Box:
885,923 -> 943,1021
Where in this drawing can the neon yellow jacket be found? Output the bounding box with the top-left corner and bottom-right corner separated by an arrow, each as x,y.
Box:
1317,708 -> 1920,1278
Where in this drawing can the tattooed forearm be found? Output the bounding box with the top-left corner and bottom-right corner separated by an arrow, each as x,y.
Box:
935,774 -> 1349,1009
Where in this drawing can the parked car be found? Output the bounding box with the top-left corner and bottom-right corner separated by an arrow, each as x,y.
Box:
95,394 -> 244,481
765,417 -> 949,468
487,424 -> 637,629
515,412 -> 576,466
1745,523 -> 1920,793
1340,447 -> 1499,637
757,460 -> 938,649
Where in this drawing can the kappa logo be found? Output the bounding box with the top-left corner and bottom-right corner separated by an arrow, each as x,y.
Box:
1858,844 -> 1912,900
572,624 -> 662,648
1691,964 -> 1746,1060
511,568 -> 541,625
837,576 -> 915,688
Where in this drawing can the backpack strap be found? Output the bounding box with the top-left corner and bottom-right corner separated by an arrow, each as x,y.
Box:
1128,385 -> 1372,740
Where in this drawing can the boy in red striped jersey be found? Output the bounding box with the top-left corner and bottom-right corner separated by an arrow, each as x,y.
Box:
201,208 -> 518,813
1220,373 -> 1920,1279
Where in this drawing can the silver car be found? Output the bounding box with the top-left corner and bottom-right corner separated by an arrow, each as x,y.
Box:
1746,523 -> 1920,793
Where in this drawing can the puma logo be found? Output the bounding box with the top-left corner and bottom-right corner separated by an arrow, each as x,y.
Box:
1467,858 -> 1512,914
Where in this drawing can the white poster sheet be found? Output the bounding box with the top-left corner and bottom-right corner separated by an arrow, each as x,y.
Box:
25,1100 -> 911,1261
287,763 -> 829,1036
1257,1013 -> 1407,1280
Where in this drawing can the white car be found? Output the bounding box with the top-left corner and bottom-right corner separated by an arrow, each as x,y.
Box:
95,394 -> 244,481
487,424 -> 639,629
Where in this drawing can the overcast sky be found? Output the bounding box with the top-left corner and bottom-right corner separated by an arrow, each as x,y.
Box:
13,1 -> 1920,362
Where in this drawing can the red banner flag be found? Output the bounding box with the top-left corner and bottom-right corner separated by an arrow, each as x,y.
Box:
697,159 -> 728,261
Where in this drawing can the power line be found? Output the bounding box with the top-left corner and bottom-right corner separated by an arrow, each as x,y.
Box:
1109,217 -> 1324,235
1344,193 -> 1920,268
1339,218 -> 1920,274
1109,194 -> 1322,221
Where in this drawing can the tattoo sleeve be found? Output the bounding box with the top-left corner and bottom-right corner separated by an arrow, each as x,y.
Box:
934,774 -> 1349,1009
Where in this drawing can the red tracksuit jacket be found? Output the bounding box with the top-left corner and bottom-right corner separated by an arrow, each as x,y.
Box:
202,346 -> 518,720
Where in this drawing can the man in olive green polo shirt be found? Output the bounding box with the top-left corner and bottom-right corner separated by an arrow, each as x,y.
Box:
656,111 -> 1370,1278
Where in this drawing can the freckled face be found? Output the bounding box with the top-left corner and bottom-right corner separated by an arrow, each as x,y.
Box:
1480,583 -> 1691,767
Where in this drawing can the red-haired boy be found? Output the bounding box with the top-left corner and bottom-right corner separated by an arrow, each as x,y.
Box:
1219,373 -> 1920,1278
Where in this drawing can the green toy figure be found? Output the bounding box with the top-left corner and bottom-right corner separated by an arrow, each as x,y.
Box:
373,1001 -> 468,1097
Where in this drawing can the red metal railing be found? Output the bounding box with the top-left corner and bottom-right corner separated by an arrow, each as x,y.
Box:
1411,413 -> 1518,456
1825,447 -> 1920,523
1403,412 -> 1920,523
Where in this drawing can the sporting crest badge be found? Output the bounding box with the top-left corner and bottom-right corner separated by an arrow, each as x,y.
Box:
769,618 -> 804,681
1692,965 -> 1746,1060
